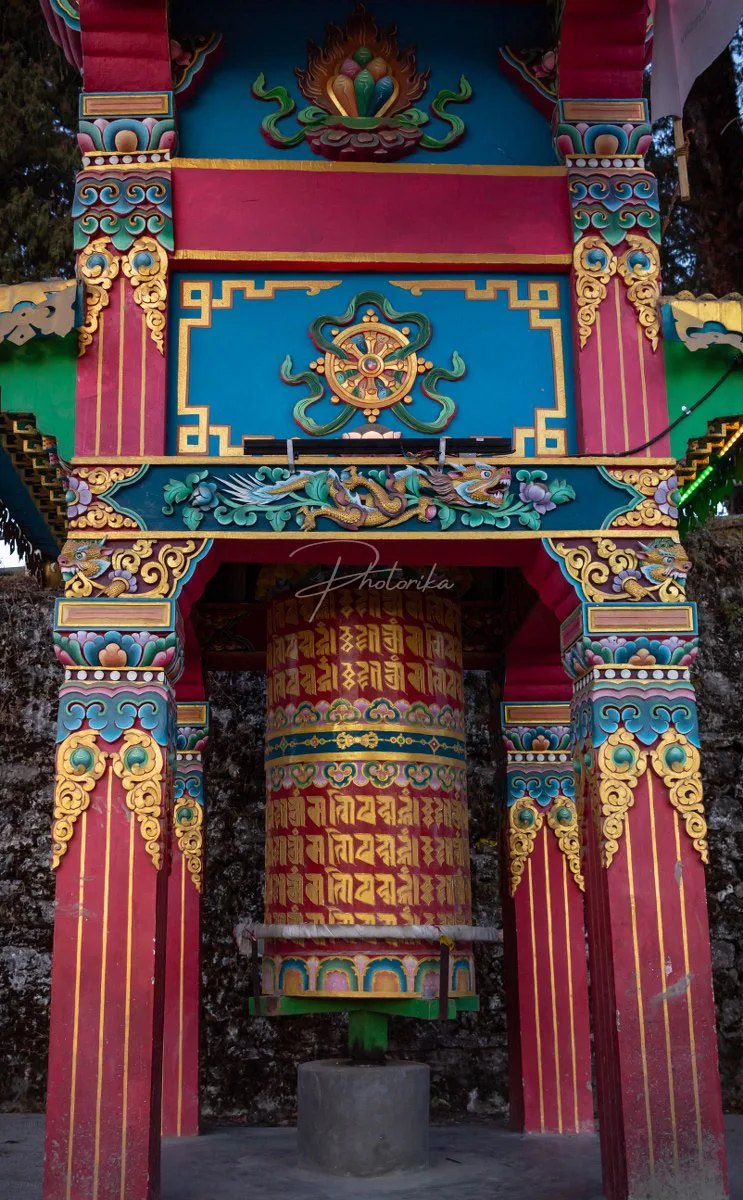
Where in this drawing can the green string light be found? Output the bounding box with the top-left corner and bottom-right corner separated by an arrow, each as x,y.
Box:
678,464 -> 715,505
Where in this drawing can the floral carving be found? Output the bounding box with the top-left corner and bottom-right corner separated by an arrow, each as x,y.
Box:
606,469 -> 679,530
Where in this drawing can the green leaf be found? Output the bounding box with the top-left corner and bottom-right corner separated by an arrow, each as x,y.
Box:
518,509 -> 542,530
182,505 -> 203,531
462,511 -> 484,527
185,470 -> 208,487
438,504 -> 456,531
405,473 -> 421,498
303,473 -> 330,503
548,480 -> 576,506
162,478 -> 191,513
216,506 -> 257,527
256,465 -> 290,483
267,509 -> 290,532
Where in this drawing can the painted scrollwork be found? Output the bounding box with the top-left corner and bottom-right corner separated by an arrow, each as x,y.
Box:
508,797 -> 543,896
73,466 -> 142,493
122,237 -> 168,353
651,732 -> 708,864
78,237 -> 120,357
597,730 -> 647,868
573,234 -> 616,349
547,537 -> 688,603
606,469 -> 679,530
68,500 -> 141,531
112,730 -> 165,869
52,731 -> 107,868
547,797 -> 584,891
60,537 -> 211,599
617,234 -> 661,351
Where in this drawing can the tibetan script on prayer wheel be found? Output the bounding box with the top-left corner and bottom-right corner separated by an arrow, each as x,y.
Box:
262,584 -> 475,999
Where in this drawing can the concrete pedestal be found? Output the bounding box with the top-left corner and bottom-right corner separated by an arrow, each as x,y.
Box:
297,1059 -> 430,1176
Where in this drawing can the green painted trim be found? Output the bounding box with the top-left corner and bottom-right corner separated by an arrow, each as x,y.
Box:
249,995 -> 479,1019
664,341 -> 743,462
348,1010 -> 388,1055
0,333 -> 76,460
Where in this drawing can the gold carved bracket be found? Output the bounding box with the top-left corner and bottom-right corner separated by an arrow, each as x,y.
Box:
174,797 -> 204,892
547,796 -> 584,891
651,732 -> 708,864
508,797 -> 543,896
78,238 -> 120,357
122,237 -> 168,354
52,731 -> 107,868
112,730 -> 166,869
597,730 -> 647,867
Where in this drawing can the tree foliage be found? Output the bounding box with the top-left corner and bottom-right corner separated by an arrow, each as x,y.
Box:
0,0 -> 79,283
649,31 -> 743,296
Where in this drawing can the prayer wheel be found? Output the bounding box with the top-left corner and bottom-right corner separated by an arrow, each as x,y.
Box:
262,583 -> 475,999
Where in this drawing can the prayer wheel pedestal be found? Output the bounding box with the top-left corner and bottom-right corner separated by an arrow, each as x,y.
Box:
297,1059 -> 430,1176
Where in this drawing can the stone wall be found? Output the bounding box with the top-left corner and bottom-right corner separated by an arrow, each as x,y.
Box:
3,535 -> 743,1120
0,574 -> 58,1110
687,519 -> 743,1111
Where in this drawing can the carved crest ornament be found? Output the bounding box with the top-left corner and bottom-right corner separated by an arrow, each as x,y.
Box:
252,5 -> 472,161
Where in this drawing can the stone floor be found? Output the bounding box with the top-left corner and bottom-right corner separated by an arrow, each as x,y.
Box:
2,1113 -> 743,1199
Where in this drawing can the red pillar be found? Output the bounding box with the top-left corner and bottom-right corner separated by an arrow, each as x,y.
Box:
74,0 -> 173,459
161,701 -> 208,1138
501,701 -> 593,1134
44,598 -> 180,1200
553,97 -> 669,456
564,600 -> 728,1198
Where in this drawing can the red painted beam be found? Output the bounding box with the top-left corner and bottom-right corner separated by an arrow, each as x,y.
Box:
171,163 -> 572,271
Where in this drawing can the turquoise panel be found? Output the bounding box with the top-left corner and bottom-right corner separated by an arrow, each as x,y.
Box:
168,273 -> 576,456
173,0 -> 554,164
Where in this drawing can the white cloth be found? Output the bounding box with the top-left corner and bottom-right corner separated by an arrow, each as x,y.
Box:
651,0 -> 743,119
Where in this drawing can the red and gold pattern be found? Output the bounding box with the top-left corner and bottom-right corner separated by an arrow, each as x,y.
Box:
263,586 -> 474,998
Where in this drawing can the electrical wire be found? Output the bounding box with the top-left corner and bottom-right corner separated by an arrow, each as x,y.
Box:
619,351 -> 743,456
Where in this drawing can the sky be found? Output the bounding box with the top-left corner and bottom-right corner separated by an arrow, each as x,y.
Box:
0,542 -> 24,568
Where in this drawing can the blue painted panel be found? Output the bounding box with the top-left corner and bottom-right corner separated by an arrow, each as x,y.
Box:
167,272 -> 576,456
173,0 -> 554,165
101,459 -> 642,537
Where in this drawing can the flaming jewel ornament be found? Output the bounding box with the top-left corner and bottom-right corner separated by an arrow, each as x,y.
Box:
252,5 -> 472,161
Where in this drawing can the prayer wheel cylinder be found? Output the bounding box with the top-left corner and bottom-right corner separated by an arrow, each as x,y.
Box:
262,584 -> 475,999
